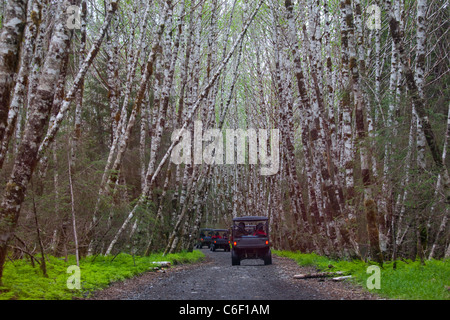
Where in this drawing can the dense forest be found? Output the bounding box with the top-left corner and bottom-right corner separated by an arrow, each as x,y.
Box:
0,0 -> 448,284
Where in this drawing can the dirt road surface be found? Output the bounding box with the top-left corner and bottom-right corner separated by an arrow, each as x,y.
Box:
90,249 -> 379,300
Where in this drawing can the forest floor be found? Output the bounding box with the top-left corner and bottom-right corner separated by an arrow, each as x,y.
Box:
88,249 -> 381,300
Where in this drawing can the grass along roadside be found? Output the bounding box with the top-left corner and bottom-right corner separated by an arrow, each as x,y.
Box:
273,250 -> 450,300
0,250 -> 205,300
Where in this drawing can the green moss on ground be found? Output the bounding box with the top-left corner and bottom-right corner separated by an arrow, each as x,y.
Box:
0,250 -> 205,300
273,250 -> 449,300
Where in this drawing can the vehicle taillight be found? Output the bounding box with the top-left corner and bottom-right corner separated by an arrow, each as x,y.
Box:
265,240 -> 269,245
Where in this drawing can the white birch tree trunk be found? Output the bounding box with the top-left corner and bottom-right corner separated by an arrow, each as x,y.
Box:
0,0 -> 38,169
0,0 -> 27,144
386,0 -> 450,205
0,0 -> 74,284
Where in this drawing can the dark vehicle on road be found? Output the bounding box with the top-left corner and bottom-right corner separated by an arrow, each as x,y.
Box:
231,216 -> 272,265
196,228 -> 214,249
210,229 -> 230,252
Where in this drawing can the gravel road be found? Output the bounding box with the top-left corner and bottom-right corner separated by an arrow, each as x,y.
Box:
90,248 -> 379,300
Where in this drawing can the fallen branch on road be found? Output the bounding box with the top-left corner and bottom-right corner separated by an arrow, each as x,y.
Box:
293,271 -> 346,279
151,261 -> 171,268
332,275 -> 353,281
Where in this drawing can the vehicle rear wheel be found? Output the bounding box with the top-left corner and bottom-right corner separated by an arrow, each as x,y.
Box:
264,250 -> 272,265
231,249 -> 240,266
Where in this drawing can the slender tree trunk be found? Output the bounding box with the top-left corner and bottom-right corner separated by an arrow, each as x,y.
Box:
68,151 -> 79,266
0,0 -> 28,144
38,0 -> 119,158
88,2 -> 164,242
351,0 -> 383,264
0,0 -> 39,169
386,0 -> 449,205
285,0 -> 351,254
71,0 -> 87,166
428,105 -> 450,259
0,1 -> 73,285
273,7 -> 309,246
31,188 -> 47,277
414,0 -> 428,171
